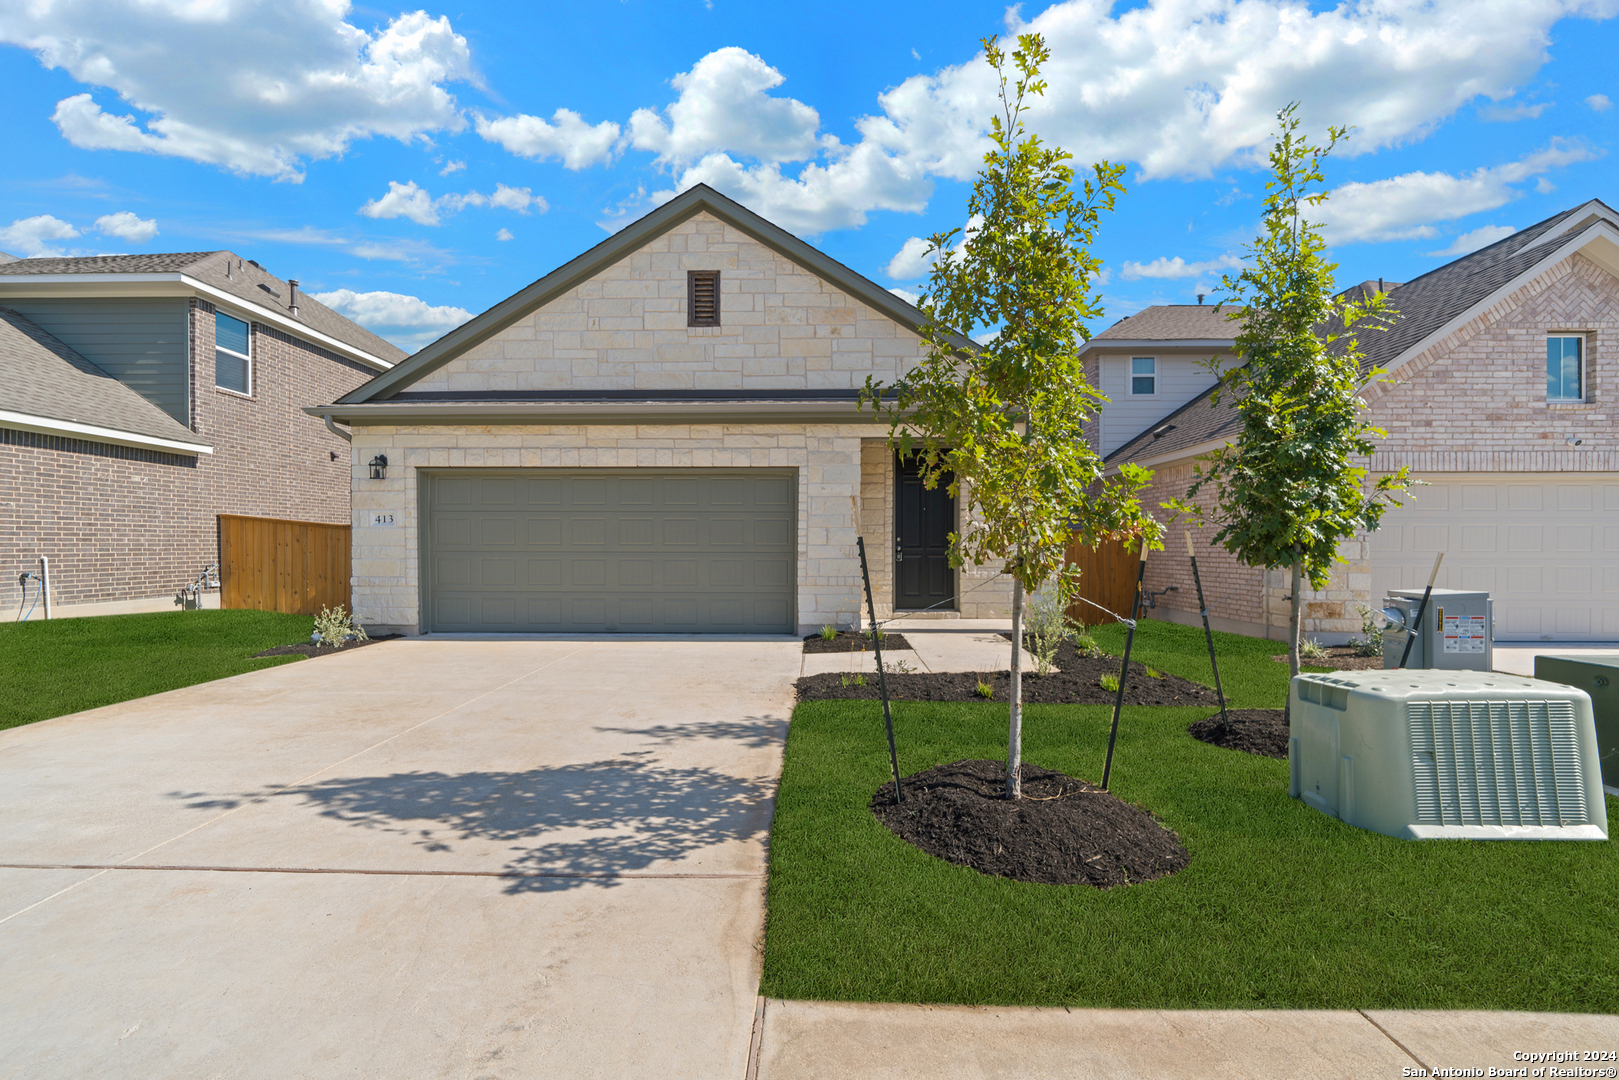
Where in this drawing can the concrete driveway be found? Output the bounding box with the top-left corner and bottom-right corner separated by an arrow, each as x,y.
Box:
0,636 -> 799,1079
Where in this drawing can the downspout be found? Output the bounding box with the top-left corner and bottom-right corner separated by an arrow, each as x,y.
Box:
324,415 -> 353,442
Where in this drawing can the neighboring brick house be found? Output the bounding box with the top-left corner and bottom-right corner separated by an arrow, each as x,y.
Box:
0,252 -> 406,616
309,184 -> 1014,636
1097,198 -> 1619,644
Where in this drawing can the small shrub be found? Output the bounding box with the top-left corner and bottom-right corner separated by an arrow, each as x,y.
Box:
1145,666 -> 1164,679
840,673 -> 867,688
1025,586 -> 1079,675
819,624 -> 838,642
1298,637 -> 1329,660
312,605 -> 368,648
1098,672 -> 1120,693
975,678 -> 994,699
1071,630 -> 1101,654
1348,604 -> 1385,657
887,658 -> 917,674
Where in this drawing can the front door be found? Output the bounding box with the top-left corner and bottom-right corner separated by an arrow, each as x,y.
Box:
895,455 -> 955,610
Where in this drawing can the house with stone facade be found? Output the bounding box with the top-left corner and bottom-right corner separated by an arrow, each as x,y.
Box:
1096,198 -> 1619,644
309,184 -> 1015,637
1,252 -> 405,617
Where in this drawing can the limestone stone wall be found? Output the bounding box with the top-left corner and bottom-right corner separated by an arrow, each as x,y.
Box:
351,422 -> 910,636
410,211 -> 922,394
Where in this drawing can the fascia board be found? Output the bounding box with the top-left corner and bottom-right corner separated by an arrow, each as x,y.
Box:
0,408 -> 214,454
0,272 -> 395,371
340,184 -> 968,405
1104,434 -> 1231,474
1516,200 -> 1617,258
305,400 -> 894,427
1372,222 -> 1619,385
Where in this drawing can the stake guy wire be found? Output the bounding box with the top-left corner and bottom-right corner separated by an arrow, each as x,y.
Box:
1101,538 -> 1151,791
1185,532 -> 1229,720
856,537 -> 903,804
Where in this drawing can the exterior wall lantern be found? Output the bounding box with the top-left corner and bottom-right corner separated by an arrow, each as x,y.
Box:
368,454 -> 388,480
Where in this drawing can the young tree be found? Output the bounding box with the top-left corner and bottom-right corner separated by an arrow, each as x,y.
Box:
865,34 -> 1159,799
1167,104 -> 1412,678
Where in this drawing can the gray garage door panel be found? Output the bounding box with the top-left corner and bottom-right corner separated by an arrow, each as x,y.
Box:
424,470 -> 796,633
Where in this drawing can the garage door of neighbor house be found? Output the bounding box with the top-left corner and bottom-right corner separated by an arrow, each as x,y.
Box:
1369,473 -> 1619,641
422,469 -> 797,633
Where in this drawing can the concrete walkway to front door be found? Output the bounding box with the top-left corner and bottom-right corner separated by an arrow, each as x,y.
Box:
0,636 -> 799,1079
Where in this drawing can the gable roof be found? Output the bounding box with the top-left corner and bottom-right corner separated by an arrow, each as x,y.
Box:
338,183 -> 964,405
1104,199 -> 1619,468
1084,304 -> 1240,349
0,306 -> 212,454
0,251 -> 407,369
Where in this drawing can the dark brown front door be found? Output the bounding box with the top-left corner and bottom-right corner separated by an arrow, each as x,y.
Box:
895,455 -> 955,610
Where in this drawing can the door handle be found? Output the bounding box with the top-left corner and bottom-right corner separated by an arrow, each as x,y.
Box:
895,537 -> 903,563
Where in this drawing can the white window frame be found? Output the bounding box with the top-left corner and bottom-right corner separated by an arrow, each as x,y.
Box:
1546,334 -> 1585,403
215,310 -> 252,397
1129,356 -> 1157,396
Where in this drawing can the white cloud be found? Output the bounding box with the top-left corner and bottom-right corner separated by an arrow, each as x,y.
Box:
0,214 -> 80,257
93,210 -> 157,242
4,5 -> 474,181
360,180 -> 547,225
884,216 -> 981,280
1121,254 -> 1244,280
310,288 -> 473,352
1588,94 -> 1613,112
439,158 -> 466,175
888,286 -> 920,305
234,225 -> 450,265
475,108 -> 620,169
361,180 -> 442,225
1479,101 -> 1553,122
1426,224 -> 1517,257
1317,138 -> 1602,245
496,227 -> 514,241
627,47 -> 827,166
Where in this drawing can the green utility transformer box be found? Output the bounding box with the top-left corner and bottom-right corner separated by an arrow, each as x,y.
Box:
1535,654 -> 1619,796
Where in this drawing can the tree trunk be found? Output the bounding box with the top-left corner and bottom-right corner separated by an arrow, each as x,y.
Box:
1007,577 -> 1024,799
1288,554 -> 1303,678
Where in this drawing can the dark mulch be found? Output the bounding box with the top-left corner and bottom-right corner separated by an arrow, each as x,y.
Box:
1273,646 -> 1382,671
797,637 -> 1216,705
252,634 -> 402,659
802,630 -> 912,654
1188,708 -> 1290,759
870,758 -> 1190,888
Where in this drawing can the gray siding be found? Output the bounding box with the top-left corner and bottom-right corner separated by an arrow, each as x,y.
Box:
5,298 -> 190,425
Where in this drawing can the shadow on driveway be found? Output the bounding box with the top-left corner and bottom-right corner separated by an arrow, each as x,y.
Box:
172,723 -> 786,893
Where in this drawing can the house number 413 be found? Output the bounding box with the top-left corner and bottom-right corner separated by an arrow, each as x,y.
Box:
368,512 -> 396,527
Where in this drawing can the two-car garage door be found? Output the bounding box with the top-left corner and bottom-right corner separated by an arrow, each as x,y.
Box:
1369,473 -> 1619,641
423,470 -> 796,633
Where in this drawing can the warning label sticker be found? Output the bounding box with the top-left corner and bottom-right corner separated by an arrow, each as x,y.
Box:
1443,615 -> 1488,654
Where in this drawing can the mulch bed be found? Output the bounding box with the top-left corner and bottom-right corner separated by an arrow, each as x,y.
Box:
802,630 -> 912,654
1188,708 -> 1289,759
1273,646 -> 1382,671
253,634 -> 402,659
870,758 -> 1190,888
797,637 -> 1217,705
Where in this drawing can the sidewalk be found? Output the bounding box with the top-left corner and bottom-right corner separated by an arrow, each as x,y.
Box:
1494,642 -> 1619,677
751,999 -> 1619,1080
800,620 -> 1034,677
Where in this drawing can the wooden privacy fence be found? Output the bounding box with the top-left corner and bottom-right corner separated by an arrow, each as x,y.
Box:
1063,535 -> 1140,626
218,514 -> 351,615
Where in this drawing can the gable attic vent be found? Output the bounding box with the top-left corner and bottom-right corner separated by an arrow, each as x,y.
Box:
688,270 -> 721,327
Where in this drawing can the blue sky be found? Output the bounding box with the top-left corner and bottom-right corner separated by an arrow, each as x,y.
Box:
2,0 -> 1616,350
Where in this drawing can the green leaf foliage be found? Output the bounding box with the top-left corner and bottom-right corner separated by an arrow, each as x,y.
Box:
864,33 -> 1160,598
1166,104 -> 1413,592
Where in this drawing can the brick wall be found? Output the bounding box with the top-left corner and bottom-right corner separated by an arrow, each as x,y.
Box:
1119,250 -> 1619,641
2,299 -> 372,608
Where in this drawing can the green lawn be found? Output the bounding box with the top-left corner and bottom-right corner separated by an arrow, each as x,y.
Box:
0,609 -> 312,730
762,621 -> 1619,1011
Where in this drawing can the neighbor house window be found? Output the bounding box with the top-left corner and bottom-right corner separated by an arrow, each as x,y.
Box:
688,270 -> 720,326
1130,356 -> 1156,395
1547,336 -> 1584,401
215,311 -> 251,395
